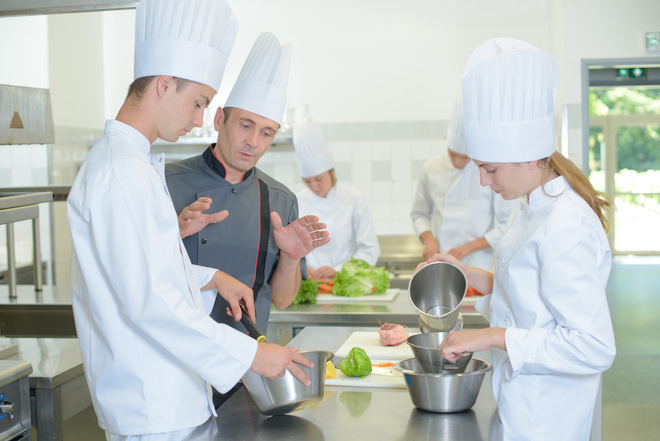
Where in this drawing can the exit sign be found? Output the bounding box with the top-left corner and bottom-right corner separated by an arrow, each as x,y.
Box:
647,32 -> 660,51
616,67 -> 646,81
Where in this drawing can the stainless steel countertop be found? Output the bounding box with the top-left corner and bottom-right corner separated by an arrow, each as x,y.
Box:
208,326 -> 495,441
3,338 -> 83,390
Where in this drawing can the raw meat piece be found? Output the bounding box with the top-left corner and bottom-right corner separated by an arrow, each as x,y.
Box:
379,323 -> 408,346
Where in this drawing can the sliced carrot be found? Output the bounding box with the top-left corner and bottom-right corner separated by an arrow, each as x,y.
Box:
372,362 -> 395,367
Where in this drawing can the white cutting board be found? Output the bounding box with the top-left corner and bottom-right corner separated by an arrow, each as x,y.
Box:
334,331 -> 415,361
325,363 -> 406,389
316,288 -> 400,304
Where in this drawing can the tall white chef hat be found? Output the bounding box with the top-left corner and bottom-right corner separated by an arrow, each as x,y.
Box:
294,122 -> 334,178
446,97 -> 466,155
462,38 -> 559,163
134,0 -> 238,92
224,32 -> 292,126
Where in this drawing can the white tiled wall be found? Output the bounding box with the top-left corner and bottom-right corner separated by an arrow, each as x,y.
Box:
258,120 -> 450,236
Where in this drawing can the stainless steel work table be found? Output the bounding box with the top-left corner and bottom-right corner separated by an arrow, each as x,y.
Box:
2,337 -> 90,441
211,326 -> 496,441
268,289 -> 489,344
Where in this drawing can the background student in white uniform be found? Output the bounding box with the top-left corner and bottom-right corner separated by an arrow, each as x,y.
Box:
411,98 -> 516,270
67,1 -> 312,439
294,122 -> 380,280
428,38 -> 616,441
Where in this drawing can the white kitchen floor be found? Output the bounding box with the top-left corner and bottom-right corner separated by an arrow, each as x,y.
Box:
34,257 -> 660,441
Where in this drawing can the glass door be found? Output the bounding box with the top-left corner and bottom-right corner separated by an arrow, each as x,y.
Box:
589,87 -> 660,255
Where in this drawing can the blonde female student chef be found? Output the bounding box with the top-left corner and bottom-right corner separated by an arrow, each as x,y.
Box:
427,39 -> 616,441
294,122 -> 380,280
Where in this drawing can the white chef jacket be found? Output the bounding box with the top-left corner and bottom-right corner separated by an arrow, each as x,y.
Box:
486,176 -> 616,441
68,120 -> 257,436
297,182 -> 380,271
411,151 -> 516,271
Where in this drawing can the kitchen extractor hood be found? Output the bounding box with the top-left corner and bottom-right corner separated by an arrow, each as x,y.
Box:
0,0 -> 137,17
0,84 -> 55,145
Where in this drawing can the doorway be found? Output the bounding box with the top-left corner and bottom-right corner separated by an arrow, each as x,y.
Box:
581,59 -> 660,255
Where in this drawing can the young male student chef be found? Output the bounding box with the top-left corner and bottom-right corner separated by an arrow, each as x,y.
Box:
410,98 -> 516,271
166,32 -> 329,341
67,1 -> 312,439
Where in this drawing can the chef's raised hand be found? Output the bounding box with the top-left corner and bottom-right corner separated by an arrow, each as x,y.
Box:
251,342 -> 313,386
203,270 -> 255,323
178,196 -> 229,239
271,212 -> 330,260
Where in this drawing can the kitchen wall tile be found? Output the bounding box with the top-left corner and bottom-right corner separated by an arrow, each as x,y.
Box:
329,141 -> 352,160
371,200 -> 392,221
390,141 -> 412,160
371,181 -> 392,201
393,180 -> 415,200
273,162 -> 295,183
390,121 -> 411,141
370,141 -> 392,160
411,160 -> 426,180
369,121 -> 393,141
334,162 -> 352,182
0,168 -> 10,186
391,160 -> 412,181
411,139 -> 435,160
351,181 -> 372,200
349,122 -> 372,142
351,160 -> 372,182
351,142 -> 372,162
392,219 -> 416,236
371,161 -> 392,181
374,221 -> 392,236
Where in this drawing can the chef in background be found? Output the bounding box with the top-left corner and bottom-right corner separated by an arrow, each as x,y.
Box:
410,98 -> 516,271
432,38 -> 616,441
294,122 -> 380,280
67,1 -> 313,439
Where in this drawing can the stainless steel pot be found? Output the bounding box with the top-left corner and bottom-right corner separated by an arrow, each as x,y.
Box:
395,357 -> 491,413
241,350 -> 334,416
408,261 -> 467,332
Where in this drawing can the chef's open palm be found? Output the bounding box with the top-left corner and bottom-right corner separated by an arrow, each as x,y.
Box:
271,212 -> 330,260
178,196 -> 229,239
252,342 -> 313,386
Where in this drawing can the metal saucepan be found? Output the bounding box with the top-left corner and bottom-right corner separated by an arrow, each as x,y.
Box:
409,261 -> 467,332
238,306 -> 333,416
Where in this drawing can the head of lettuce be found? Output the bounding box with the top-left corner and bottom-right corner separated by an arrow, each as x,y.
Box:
332,258 -> 390,297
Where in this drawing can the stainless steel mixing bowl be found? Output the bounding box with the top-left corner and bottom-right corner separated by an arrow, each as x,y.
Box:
395,357 -> 492,413
409,262 -> 467,332
407,332 -> 473,374
242,350 -> 334,416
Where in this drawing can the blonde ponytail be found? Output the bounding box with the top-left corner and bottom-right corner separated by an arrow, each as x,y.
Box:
540,152 -> 611,232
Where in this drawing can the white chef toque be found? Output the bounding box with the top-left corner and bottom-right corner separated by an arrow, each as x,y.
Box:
134,0 -> 238,92
294,122 -> 334,179
462,38 -> 559,163
446,97 -> 466,155
224,32 -> 292,126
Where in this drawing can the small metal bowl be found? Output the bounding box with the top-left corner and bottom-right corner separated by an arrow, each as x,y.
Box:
407,332 -> 473,374
395,358 -> 492,413
242,350 -> 334,416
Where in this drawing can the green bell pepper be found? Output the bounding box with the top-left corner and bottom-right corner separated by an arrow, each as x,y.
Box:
338,346 -> 372,377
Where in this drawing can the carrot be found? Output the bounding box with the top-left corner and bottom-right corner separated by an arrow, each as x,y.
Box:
318,284 -> 333,293
372,362 -> 395,368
